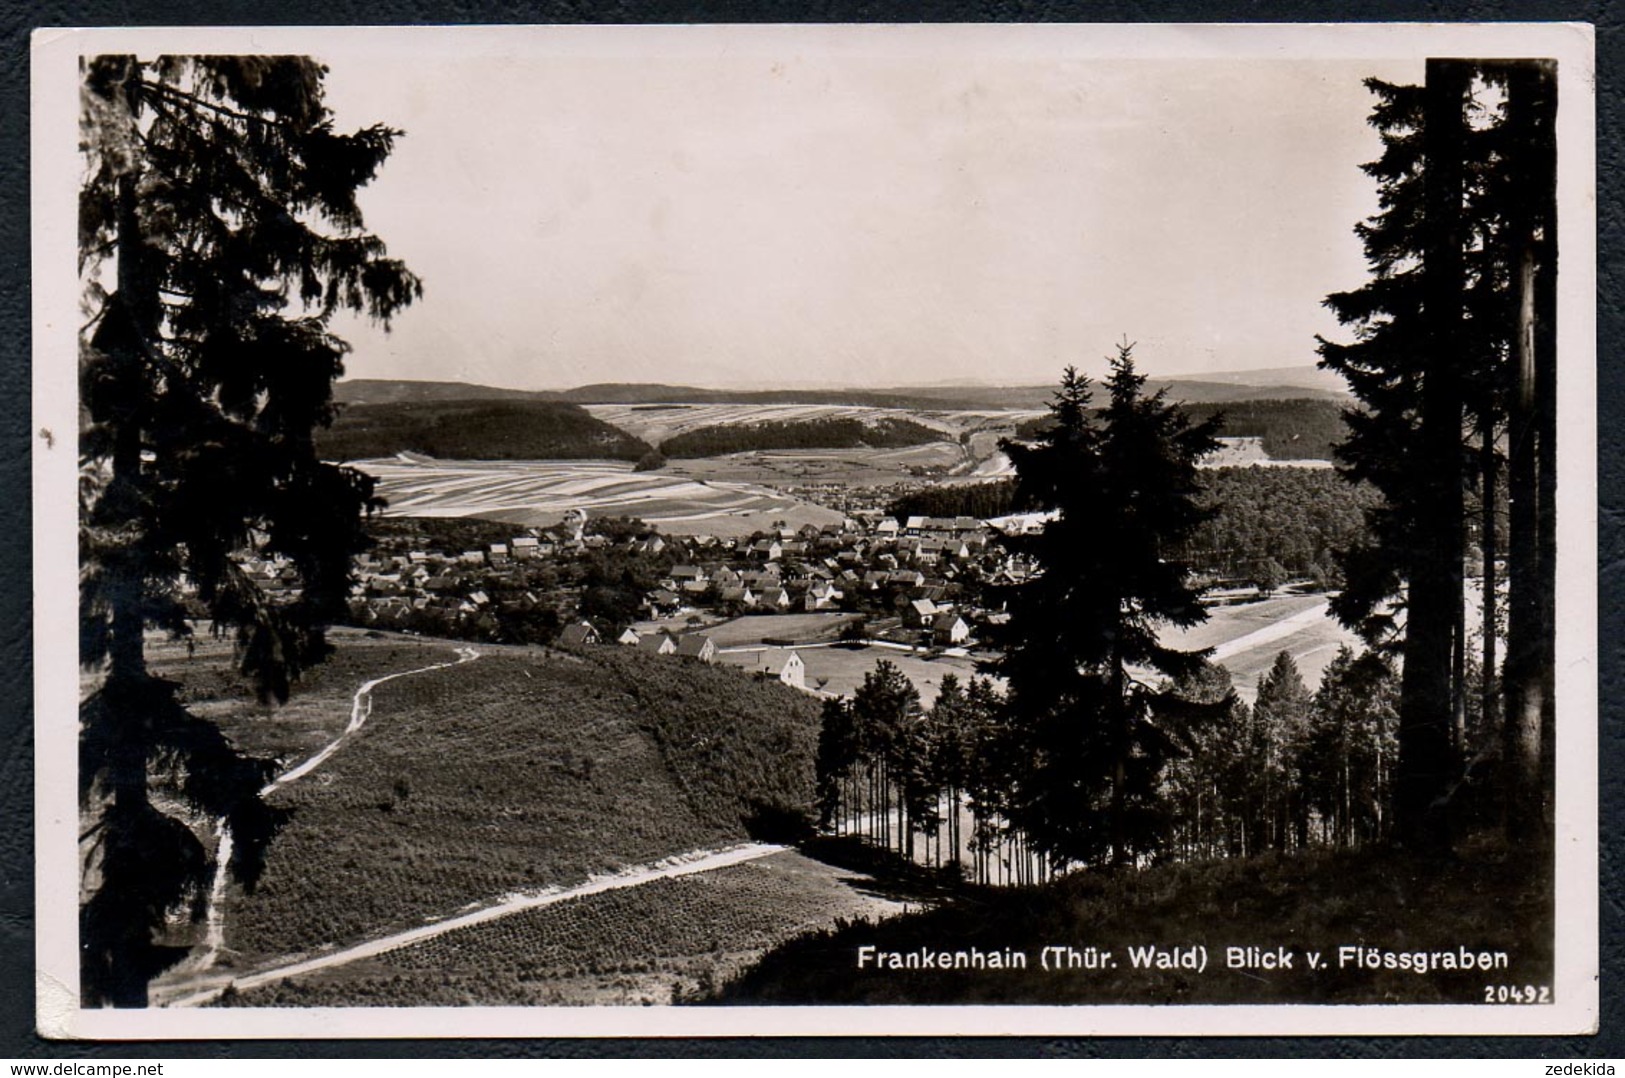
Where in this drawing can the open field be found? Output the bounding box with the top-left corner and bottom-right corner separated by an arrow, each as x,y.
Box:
690,613 -> 860,648
214,850 -> 905,1006
1161,594 -> 1360,701
352,455 -> 843,536
717,643 -> 985,707
697,597 -> 1358,708
164,641 -> 823,969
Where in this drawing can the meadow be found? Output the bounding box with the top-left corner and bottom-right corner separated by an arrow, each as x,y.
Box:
695,613 -> 860,648
716,643 -> 985,707
1161,594 -> 1360,702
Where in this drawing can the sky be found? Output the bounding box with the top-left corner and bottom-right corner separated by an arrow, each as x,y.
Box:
311,29 -> 1422,391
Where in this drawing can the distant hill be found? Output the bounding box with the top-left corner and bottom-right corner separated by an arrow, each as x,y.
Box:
317,399 -> 654,462
333,379 -> 548,405
1016,397 -> 1351,461
1178,398 -> 1350,460
1186,364 -> 1349,395
335,376 -> 1347,411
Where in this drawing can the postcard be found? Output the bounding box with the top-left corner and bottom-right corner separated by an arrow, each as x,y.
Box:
32,21 -> 1597,1038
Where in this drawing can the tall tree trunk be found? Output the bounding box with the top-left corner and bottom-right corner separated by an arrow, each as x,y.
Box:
1481,420 -> 1499,751
1396,58 -> 1470,854
107,172 -> 154,689
89,163 -> 164,1009
1108,646 -> 1127,866
1502,59 -> 1558,849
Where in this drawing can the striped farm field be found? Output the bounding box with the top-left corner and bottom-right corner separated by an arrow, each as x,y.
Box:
352,455 -> 843,536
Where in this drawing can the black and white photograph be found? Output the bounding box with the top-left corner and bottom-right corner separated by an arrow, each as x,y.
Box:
30,22 -> 1597,1039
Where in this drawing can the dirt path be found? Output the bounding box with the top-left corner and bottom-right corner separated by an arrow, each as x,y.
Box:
163,841 -> 788,1007
267,645 -> 481,792
162,646 -> 482,986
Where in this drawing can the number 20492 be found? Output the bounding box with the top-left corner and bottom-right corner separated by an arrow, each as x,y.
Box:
1485,984 -> 1552,1004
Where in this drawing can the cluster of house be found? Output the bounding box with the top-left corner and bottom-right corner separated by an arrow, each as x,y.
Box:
553,619 -> 811,691
337,510 -> 1033,643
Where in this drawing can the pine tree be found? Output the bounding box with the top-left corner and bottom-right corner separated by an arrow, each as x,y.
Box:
814,696 -> 858,831
1252,651 -> 1315,850
926,673 -> 975,871
1303,646 -> 1400,848
1159,661 -> 1243,860
78,55 -> 421,1006
1318,62 -> 1558,851
994,344 -> 1223,867
850,660 -> 922,856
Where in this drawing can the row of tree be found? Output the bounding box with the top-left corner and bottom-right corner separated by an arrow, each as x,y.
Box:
814,646 -> 1402,880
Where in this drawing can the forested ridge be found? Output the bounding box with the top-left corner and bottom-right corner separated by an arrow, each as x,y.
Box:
888,468 -> 1379,585
887,481 -> 1017,521
659,416 -> 943,457
1016,398 -> 1348,461
316,399 -> 655,462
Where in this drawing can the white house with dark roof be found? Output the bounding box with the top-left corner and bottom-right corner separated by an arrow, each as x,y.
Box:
638,632 -> 678,656
558,621 -> 600,648
932,612 -> 972,646
762,649 -> 806,691
675,634 -> 716,663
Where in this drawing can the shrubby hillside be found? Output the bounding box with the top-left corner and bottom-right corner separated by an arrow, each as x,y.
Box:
212,643 -> 822,964
317,400 -> 654,462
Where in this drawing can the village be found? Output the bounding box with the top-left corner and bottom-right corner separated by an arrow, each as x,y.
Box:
232,506 -> 1052,701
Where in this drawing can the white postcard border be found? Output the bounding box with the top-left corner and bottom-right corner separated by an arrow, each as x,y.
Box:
31,21 -> 1599,1040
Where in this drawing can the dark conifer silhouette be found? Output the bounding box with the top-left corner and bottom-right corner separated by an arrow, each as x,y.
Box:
78,55 -> 420,1005
993,344 -> 1225,867
1318,61 -> 1558,851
